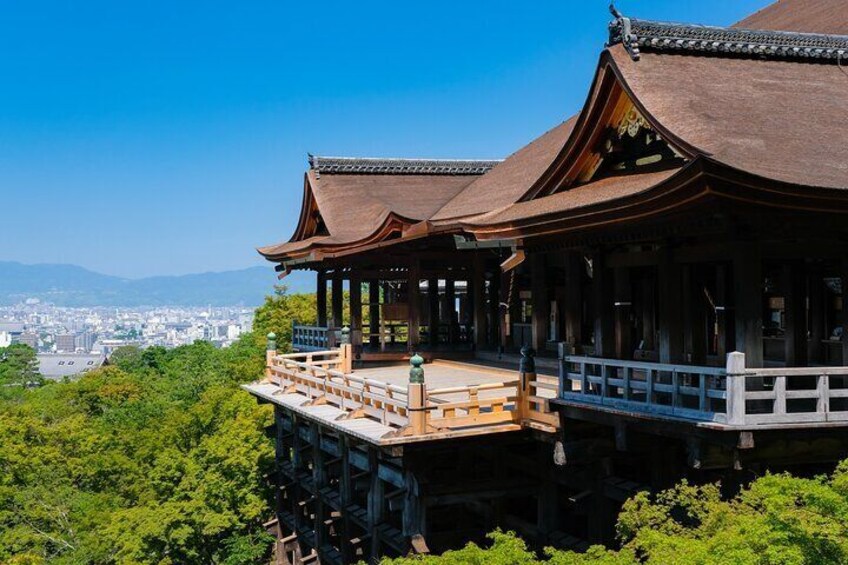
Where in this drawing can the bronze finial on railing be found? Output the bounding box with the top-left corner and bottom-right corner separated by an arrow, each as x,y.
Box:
409,353 -> 425,384
408,353 -> 427,435
341,325 -> 351,345
265,332 -> 277,380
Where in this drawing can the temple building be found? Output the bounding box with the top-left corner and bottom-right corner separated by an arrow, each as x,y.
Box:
245,1 -> 848,563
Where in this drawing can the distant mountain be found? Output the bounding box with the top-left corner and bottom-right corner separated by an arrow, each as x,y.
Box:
0,261 -> 315,307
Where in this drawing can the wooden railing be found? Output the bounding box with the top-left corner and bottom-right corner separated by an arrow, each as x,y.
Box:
292,324 -> 338,352
560,352 -> 848,427
263,340 -> 558,437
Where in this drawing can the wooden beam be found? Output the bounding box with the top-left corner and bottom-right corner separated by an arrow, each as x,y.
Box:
445,279 -> 457,345
658,250 -> 684,364
317,271 -> 327,327
593,250 -> 615,358
369,281 -> 380,348
473,255 -> 488,349
350,275 -> 362,347
613,266 -> 632,360
564,252 -> 583,350
408,260 -> 421,351
784,262 -> 807,367
531,253 -> 549,352
330,276 -> 344,329
735,245 -> 763,368
428,278 -> 440,346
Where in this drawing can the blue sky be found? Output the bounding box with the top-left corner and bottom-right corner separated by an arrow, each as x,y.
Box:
0,0 -> 768,278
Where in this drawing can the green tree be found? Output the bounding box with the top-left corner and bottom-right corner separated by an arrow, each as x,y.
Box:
0,344 -> 41,386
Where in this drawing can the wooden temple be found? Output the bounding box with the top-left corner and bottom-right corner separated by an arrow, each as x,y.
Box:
245,1 -> 848,562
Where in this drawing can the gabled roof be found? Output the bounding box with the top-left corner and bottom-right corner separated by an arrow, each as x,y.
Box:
258,157 -> 495,262
430,118 -> 577,222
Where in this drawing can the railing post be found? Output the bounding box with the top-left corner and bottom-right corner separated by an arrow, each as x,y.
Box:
726,351 -> 747,426
408,353 -> 427,435
519,346 -> 536,422
340,326 -> 353,373
265,332 -> 277,381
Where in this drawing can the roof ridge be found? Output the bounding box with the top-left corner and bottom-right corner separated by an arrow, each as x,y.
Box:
608,10 -> 848,62
308,155 -> 502,176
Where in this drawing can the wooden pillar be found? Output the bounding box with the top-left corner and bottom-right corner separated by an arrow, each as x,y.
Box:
809,267 -> 824,364
593,250 -> 615,358
658,250 -> 684,364
489,271 -> 501,346
473,256 -> 488,349
564,251 -> 583,351
310,424 -> 327,550
531,253 -> 549,352
330,275 -> 344,329
338,435 -> 354,563
613,266 -> 632,360
428,278 -> 440,346
684,264 -> 707,365
367,448 -> 385,562
317,270 -> 328,327
350,274 -> 362,347
408,261 -> 421,351
369,281 -> 380,348
734,246 -> 763,368
445,279 -> 457,345
784,262 -> 807,367
716,264 -> 732,360
841,258 -> 848,366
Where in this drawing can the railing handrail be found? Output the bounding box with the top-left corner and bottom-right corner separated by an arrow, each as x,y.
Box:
743,366 -> 848,377
562,355 -> 727,376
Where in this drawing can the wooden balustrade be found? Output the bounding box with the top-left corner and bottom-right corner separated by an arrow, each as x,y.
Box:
262,339 -> 559,437
291,324 -> 339,352
560,351 -> 848,427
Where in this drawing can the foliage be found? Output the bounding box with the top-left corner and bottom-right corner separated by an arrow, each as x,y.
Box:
0,343 -> 41,387
0,289 -> 315,565
380,465 -> 848,565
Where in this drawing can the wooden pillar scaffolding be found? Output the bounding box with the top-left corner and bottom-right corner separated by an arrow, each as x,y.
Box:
658,249 -> 684,364
563,251 -> 583,353
783,262 -> 807,367
734,245 -> 763,368
473,255 -> 488,349
350,274 -> 362,348
408,261 -> 421,351
531,253 -> 549,352
331,274 -> 344,329
317,270 -> 328,327
593,250 -> 615,358
428,278 -> 440,346
369,280 -> 381,349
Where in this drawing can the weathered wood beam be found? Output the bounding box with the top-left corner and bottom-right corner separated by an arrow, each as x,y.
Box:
473,255 -> 488,349
330,276 -> 344,329
593,250 -> 615,358
531,253 -> 549,352
349,274 -> 362,348
783,262 -> 807,367
734,245 -> 764,367
317,271 -> 328,327
564,252 -> 583,350
408,260 -> 421,351
658,249 -> 684,364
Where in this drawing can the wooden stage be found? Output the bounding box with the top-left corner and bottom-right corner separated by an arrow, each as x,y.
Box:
243,356 -> 558,447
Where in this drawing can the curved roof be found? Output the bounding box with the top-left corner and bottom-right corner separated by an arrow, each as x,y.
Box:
431,118 -> 577,221
258,158 -> 497,261
734,0 -> 848,34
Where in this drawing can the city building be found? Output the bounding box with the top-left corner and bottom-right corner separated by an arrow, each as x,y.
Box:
55,333 -> 77,353
246,1 -> 848,563
37,353 -> 106,381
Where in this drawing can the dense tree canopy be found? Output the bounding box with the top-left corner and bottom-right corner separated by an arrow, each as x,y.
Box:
3,287 -> 848,564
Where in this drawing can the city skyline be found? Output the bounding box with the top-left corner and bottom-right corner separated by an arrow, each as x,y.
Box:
0,0 -> 767,278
